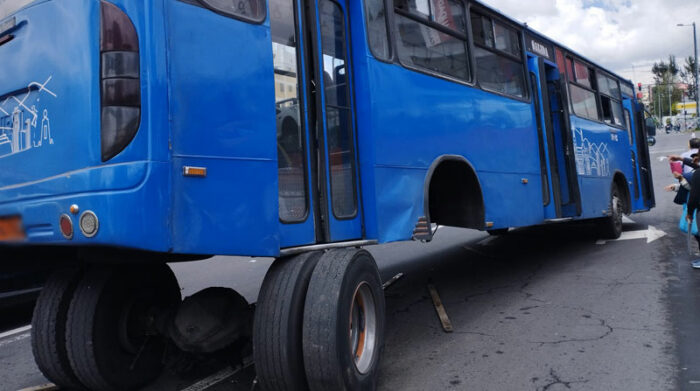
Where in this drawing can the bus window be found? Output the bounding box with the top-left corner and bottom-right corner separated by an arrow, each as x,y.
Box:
493,21 -> 520,57
364,0 -> 391,60
271,0 -> 308,222
393,0 -> 470,80
621,83 -> 634,98
624,109 -> 633,144
197,0 -> 266,22
597,74 -> 624,126
573,61 -> 593,88
555,48 -> 567,78
320,0 -> 358,219
569,84 -> 598,120
471,12 -> 525,98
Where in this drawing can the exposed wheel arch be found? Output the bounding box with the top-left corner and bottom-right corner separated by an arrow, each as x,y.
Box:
423,155 -> 485,230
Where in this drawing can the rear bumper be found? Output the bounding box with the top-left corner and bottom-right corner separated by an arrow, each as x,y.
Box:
0,161 -> 171,252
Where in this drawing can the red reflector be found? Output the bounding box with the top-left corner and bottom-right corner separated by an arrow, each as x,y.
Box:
59,214 -> 73,240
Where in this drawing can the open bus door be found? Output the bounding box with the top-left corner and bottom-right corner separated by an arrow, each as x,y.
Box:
528,56 -> 582,219
636,103 -> 655,209
273,0 -> 363,247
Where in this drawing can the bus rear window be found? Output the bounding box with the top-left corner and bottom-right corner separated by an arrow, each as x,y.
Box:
0,0 -> 35,21
197,0 -> 265,22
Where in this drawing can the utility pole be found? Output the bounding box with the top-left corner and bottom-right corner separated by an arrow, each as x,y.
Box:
669,82 -> 673,120
695,22 -> 698,122
678,22 -> 698,124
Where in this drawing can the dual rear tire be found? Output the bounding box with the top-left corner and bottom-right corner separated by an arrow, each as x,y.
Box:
32,264 -> 181,391
253,248 -> 386,391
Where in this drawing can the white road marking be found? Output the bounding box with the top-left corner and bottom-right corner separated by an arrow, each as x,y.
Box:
180,363 -> 254,391
596,226 -> 667,245
622,216 -> 636,224
476,236 -> 498,246
653,149 -> 684,156
0,325 -> 31,340
0,332 -> 30,348
17,384 -> 58,391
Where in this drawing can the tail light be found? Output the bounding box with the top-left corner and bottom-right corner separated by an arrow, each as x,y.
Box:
100,1 -> 140,162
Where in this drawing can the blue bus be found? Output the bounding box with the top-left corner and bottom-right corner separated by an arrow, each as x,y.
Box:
0,0 -> 655,389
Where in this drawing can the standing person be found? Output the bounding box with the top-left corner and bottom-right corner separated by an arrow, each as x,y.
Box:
686,165 -> 700,268
682,138 -> 700,174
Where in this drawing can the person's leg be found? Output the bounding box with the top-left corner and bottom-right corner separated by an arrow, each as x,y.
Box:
693,235 -> 700,269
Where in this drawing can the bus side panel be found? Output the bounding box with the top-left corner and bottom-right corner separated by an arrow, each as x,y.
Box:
570,116 -> 633,219
165,2 -> 279,256
0,1 -> 102,189
364,62 -> 544,242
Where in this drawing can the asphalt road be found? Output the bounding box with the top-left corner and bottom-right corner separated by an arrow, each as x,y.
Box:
2,131 -> 699,391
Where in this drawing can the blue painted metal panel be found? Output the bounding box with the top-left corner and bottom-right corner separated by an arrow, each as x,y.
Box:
569,115 -> 635,219
0,0 -> 171,252
165,1 -> 280,255
526,55 -> 557,220
0,0 -> 655,259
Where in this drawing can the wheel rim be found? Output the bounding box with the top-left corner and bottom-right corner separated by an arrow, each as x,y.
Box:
612,194 -> 623,232
348,282 -> 377,374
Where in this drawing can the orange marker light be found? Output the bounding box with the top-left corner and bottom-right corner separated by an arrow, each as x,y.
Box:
183,166 -> 207,178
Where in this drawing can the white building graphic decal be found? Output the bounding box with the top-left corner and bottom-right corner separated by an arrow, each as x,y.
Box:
573,127 -> 610,177
0,76 -> 57,158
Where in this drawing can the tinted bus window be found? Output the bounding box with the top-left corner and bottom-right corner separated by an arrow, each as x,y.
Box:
271,0 -> 308,222
570,84 -> 598,120
395,0 -> 466,33
320,0 -> 358,218
597,74 -> 621,98
0,0 -> 35,20
555,48 -> 567,77
621,83 -> 634,98
573,61 -> 592,88
364,0 -> 391,60
493,21 -> 520,57
471,14 -> 494,47
471,11 -> 525,98
597,73 -> 624,126
474,48 -> 525,97
394,0 -> 470,80
198,0 -> 265,22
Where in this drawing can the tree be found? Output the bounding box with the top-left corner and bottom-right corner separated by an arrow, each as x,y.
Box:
680,56 -> 698,102
652,55 -> 679,84
650,55 -> 684,118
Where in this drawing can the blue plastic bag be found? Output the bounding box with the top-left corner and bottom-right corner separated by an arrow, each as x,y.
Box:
679,204 -> 699,235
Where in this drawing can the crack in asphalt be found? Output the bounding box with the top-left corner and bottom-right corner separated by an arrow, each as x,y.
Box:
463,285 -> 515,302
390,295 -> 430,315
537,369 -> 589,391
451,330 -> 496,337
529,318 -> 614,346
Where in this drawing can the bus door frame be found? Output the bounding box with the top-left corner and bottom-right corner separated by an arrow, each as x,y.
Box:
528,55 -> 583,218
543,59 -> 582,217
633,101 -> 655,208
303,0 -> 363,243
527,55 -> 561,219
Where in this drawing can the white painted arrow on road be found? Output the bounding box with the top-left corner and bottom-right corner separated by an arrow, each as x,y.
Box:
596,226 -> 667,245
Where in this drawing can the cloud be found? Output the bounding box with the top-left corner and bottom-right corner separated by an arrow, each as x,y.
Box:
485,0 -> 700,85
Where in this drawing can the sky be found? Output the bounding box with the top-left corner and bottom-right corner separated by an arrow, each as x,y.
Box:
484,0 -> 700,87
